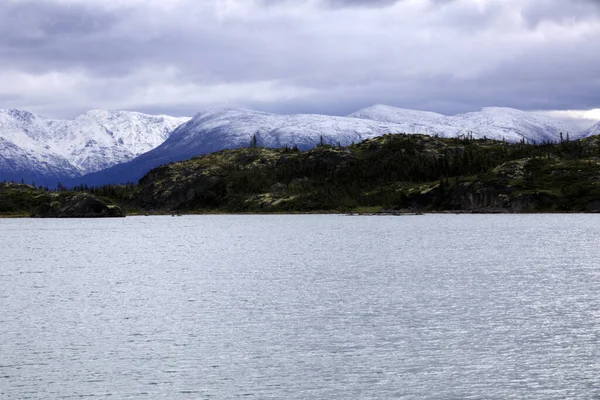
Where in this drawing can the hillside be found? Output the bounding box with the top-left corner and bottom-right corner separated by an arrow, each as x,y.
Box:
66,107 -> 436,186
132,134 -> 600,213
67,106 -> 592,186
5,132 -> 600,216
0,182 -> 125,218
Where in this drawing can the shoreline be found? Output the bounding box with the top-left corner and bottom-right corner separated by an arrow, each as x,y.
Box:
3,209 -> 600,219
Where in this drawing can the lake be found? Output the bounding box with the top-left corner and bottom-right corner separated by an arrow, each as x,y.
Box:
1,215 -> 600,399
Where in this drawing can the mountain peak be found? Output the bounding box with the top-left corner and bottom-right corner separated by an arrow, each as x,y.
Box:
0,108 -> 189,184
0,109 -> 37,124
78,109 -> 190,156
79,109 -> 189,121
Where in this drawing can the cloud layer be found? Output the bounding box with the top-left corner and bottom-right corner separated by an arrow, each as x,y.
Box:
0,0 -> 599,117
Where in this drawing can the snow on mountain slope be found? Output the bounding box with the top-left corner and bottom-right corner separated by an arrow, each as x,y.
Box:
78,110 -> 190,155
162,108 -> 411,151
69,108 -> 418,185
0,109 -> 188,184
348,104 -> 445,129
0,136 -> 80,184
349,105 -> 585,142
0,109 -> 83,183
43,118 -> 136,173
448,107 -> 584,142
583,121 -> 600,137
4,105 -> 594,187
73,106 -> 590,186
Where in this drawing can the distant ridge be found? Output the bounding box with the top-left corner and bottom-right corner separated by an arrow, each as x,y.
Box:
0,109 -> 189,185
1,105 -> 597,186
70,106 -> 592,186
347,105 -> 587,142
583,121 -> 600,137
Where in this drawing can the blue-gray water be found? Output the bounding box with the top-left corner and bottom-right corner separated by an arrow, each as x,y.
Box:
1,215 -> 600,399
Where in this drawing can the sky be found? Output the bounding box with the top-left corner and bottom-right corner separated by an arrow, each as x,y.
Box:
0,0 -> 599,119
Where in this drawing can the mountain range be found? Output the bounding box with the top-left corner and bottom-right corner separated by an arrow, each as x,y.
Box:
0,105 -> 597,186
0,109 -> 188,185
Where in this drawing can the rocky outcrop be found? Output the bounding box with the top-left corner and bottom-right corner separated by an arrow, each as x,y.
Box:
31,193 -> 125,218
440,181 -> 558,213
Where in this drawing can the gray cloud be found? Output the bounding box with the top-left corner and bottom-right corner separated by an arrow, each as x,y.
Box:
520,0 -> 600,27
0,2 -> 132,75
323,0 -> 457,8
259,0 -> 402,8
0,0 -> 598,118
324,0 -> 400,8
0,2 -> 121,37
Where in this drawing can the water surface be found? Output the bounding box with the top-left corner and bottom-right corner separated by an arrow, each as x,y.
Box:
1,215 -> 600,399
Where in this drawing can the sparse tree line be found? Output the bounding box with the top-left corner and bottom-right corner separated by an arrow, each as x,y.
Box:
3,131 -> 600,213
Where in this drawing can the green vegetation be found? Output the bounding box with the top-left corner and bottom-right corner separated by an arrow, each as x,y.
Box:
0,182 -> 125,218
0,183 -> 47,216
134,134 -> 600,213
4,133 -> 600,216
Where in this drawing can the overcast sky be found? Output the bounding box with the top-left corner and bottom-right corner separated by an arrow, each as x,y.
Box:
1,0 -> 599,118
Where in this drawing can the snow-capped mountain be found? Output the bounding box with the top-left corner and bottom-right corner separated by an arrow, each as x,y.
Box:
3,105 -> 596,187
583,121 -> 600,137
0,135 -> 80,184
71,106 -> 589,186
67,108 -> 420,185
78,110 -> 188,156
0,109 -> 189,185
157,107 -> 420,151
348,105 -> 586,142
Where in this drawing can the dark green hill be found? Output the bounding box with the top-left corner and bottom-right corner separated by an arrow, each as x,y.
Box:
0,183 -> 125,218
4,134 -> 600,215
134,134 -> 600,213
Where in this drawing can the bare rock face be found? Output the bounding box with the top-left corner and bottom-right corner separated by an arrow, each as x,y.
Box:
31,193 -> 125,218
